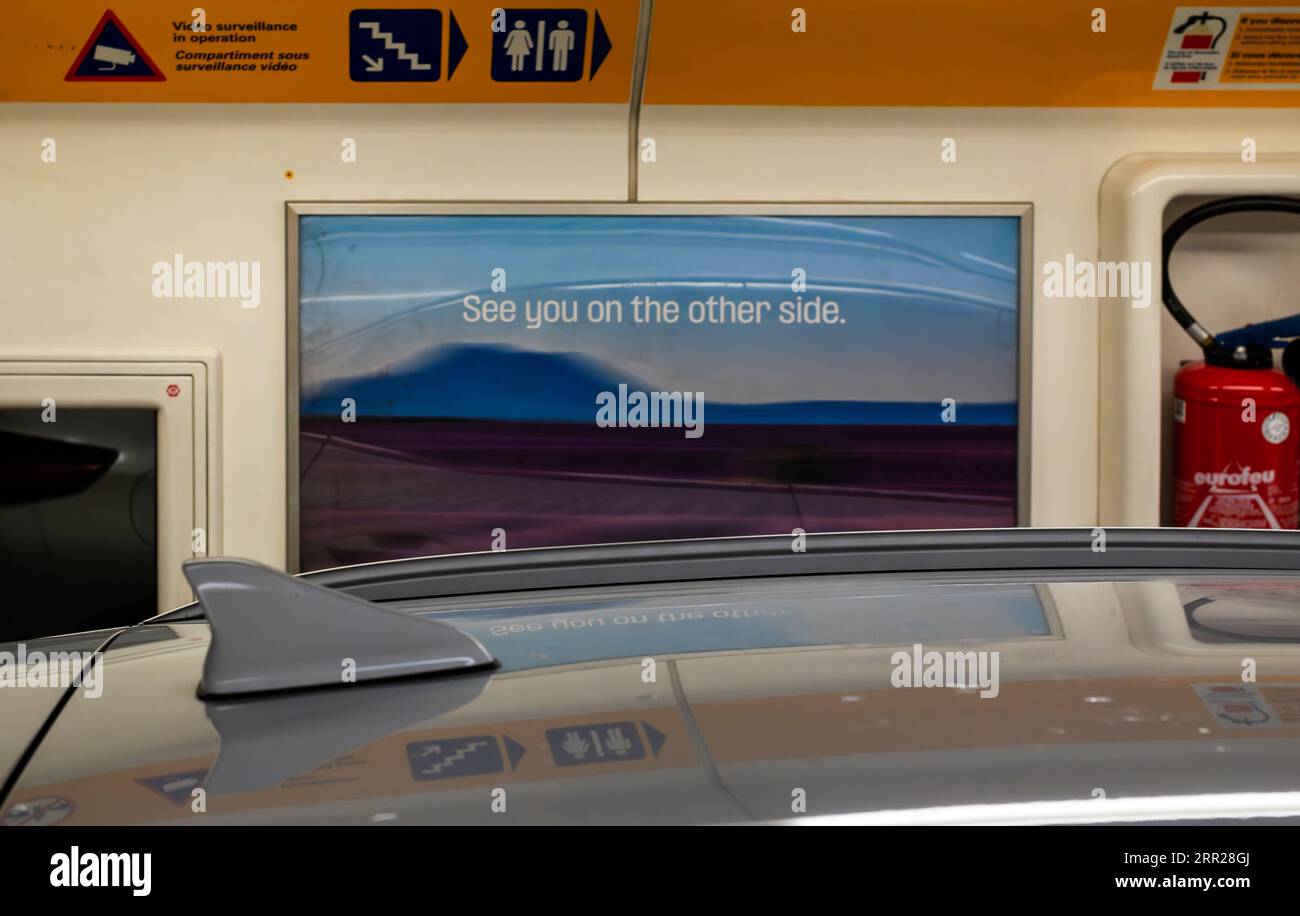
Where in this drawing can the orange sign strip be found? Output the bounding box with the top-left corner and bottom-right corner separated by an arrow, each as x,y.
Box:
0,1 -> 637,102
692,677 -> 1300,761
13,677 -> 1300,824
643,0 -> 1300,106
7,708 -> 693,825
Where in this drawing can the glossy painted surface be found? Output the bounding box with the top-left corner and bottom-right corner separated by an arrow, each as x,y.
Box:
7,569 -> 1300,825
0,628 -> 129,810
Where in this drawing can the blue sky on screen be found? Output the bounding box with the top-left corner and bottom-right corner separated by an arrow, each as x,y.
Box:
298,214 -> 1020,409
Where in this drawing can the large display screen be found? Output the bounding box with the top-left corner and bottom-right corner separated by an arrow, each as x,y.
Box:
294,210 -> 1023,571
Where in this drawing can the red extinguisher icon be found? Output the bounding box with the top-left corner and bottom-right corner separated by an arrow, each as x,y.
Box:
1165,197 -> 1300,528
1172,11 -> 1228,50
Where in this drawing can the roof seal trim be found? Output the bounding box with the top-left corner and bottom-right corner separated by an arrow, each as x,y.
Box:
158,528 -> 1300,619
304,527 -> 1300,603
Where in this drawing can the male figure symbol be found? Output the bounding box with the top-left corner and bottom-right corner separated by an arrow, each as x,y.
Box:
549,20 -> 576,71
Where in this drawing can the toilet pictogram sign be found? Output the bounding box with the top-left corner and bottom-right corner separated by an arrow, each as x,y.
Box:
491,8 -> 614,82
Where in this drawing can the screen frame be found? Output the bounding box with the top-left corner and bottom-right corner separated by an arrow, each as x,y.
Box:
286,202 -> 1034,572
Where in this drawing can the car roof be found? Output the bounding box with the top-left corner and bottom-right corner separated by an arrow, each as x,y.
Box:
8,528 -> 1300,825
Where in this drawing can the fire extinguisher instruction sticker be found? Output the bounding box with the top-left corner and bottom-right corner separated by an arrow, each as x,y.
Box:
1156,7 -> 1300,89
1194,684 -> 1285,728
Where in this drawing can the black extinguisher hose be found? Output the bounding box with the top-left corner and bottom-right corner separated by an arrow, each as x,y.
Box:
1163,195 -> 1300,351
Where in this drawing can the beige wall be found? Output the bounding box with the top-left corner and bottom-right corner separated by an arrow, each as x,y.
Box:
1,102 -> 1298,570
637,106 -> 1300,526
0,103 -> 627,570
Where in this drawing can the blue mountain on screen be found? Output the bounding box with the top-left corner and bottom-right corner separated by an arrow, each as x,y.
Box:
301,343 -> 1015,426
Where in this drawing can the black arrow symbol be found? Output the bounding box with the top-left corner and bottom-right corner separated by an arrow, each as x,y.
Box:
641,721 -> 667,756
503,735 -> 527,770
590,10 -> 611,80
448,11 -> 468,80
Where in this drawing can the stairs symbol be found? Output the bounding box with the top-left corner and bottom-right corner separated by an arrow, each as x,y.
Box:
425,740 -> 490,775
357,21 -> 433,70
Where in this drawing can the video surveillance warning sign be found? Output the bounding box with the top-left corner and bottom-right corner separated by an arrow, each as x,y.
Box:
66,9 -> 165,82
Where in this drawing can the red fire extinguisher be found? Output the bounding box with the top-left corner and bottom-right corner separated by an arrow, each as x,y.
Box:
1165,196 -> 1300,528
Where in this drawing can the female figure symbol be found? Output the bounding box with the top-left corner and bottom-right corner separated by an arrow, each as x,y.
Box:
504,20 -> 533,71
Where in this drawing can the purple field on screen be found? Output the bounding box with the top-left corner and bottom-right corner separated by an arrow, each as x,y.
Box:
299,418 -> 1015,569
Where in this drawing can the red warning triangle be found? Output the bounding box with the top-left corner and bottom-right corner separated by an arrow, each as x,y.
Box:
66,9 -> 165,82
